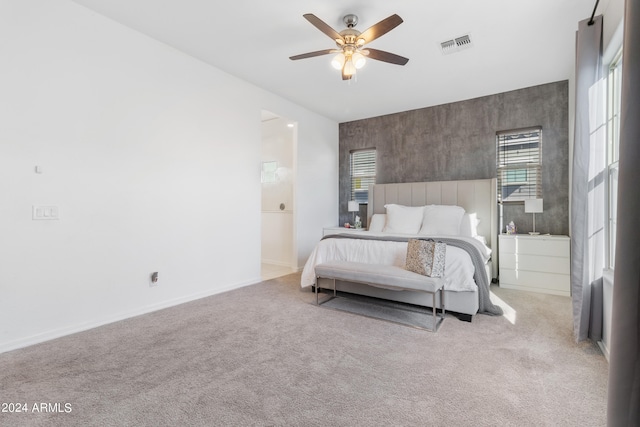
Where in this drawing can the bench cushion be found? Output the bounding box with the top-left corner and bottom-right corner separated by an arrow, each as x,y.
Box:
315,261 -> 444,293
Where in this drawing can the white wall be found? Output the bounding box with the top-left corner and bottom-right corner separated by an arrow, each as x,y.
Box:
0,0 -> 338,353
602,0 -> 625,50
601,269 -> 614,360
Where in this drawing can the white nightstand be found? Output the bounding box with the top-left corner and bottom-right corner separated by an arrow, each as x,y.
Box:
498,234 -> 570,297
323,227 -> 367,237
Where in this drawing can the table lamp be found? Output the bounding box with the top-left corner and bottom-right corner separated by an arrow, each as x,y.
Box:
348,201 -> 359,226
524,198 -> 543,235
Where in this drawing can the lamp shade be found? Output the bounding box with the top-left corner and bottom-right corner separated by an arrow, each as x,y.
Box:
524,198 -> 543,213
352,52 -> 366,69
331,53 -> 345,70
348,201 -> 359,212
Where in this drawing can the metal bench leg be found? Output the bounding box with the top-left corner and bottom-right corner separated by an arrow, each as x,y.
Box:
432,292 -> 437,332
429,287 -> 446,332
315,277 -> 337,305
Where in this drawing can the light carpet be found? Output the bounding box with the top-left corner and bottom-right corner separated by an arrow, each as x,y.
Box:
0,273 -> 608,426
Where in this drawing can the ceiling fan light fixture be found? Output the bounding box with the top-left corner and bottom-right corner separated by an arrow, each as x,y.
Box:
290,13 -> 408,81
352,52 -> 366,69
343,58 -> 356,76
331,52 -> 345,70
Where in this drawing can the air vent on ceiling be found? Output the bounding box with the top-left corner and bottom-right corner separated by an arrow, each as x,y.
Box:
440,33 -> 473,55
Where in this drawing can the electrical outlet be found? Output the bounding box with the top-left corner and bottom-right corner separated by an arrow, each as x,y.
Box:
33,205 -> 59,220
150,272 -> 159,287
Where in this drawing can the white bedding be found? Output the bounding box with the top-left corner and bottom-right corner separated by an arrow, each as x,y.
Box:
301,232 -> 491,292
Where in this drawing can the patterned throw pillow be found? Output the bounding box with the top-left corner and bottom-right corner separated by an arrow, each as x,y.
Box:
405,239 -> 446,277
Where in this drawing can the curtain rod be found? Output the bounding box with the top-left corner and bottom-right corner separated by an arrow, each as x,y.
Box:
588,0 -> 600,25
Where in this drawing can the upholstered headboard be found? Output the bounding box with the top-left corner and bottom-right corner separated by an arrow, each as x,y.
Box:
368,178 -> 498,279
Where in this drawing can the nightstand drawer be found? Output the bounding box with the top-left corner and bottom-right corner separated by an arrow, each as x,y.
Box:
500,269 -> 570,296
500,253 -> 569,275
500,236 -> 569,257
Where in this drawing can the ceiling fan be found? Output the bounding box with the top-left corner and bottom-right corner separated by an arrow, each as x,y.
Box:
290,13 -> 409,80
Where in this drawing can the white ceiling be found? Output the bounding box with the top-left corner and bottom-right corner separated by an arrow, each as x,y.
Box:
71,0 -> 597,123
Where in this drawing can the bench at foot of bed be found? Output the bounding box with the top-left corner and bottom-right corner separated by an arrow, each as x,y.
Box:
314,261 -> 445,332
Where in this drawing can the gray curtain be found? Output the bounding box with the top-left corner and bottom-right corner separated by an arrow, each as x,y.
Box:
607,0 -> 640,424
571,15 -> 603,342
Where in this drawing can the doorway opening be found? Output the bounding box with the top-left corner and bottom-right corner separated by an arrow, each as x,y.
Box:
261,110 -> 297,280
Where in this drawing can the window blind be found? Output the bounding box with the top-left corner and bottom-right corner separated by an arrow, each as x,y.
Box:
496,127 -> 542,202
350,149 -> 376,204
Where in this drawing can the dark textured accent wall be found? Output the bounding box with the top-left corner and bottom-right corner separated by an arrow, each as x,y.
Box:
339,80 -> 569,236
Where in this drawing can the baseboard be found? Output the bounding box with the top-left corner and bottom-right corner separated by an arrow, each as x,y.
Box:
262,259 -> 293,268
0,277 -> 260,355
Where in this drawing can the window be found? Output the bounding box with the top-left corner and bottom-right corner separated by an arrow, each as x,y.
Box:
350,149 -> 376,204
261,161 -> 277,183
606,50 -> 622,269
496,127 -> 542,202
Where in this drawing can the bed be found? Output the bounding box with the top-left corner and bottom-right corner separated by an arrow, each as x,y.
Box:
300,178 -> 502,320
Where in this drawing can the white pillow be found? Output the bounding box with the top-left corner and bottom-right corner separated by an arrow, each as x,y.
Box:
474,235 -> 488,246
419,205 -> 466,236
459,213 -> 480,237
383,204 -> 425,234
368,214 -> 386,232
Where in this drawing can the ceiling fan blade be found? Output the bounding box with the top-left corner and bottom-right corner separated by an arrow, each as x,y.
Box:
289,49 -> 335,61
365,48 -> 409,65
303,13 -> 344,43
357,14 -> 403,44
